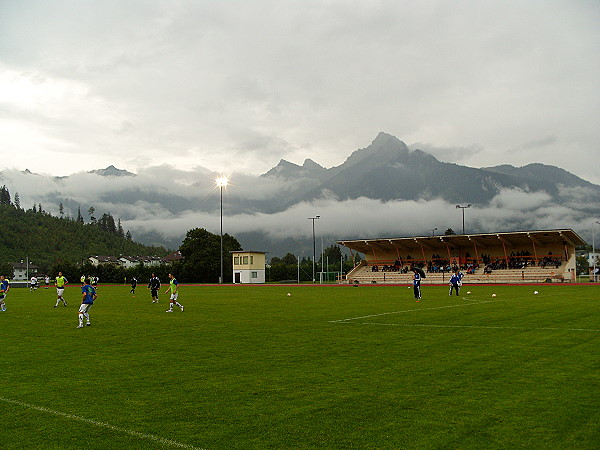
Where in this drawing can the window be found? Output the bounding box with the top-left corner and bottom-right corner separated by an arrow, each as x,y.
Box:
250,255 -> 254,264
251,271 -> 258,278
243,256 -> 249,264
234,257 -> 240,265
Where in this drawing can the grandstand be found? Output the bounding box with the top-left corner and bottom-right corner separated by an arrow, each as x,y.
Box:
338,229 -> 585,284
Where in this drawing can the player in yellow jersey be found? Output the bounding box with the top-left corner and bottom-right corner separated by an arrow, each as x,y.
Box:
165,273 -> 184,312
54,271 -> 68,307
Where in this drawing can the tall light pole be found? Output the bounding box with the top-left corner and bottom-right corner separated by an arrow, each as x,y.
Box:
308,216 -> 320,283
593,220 -> 600,282
456,204 -> 471,234
216,176 -> 229,284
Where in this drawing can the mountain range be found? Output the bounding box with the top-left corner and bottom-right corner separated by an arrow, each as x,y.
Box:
260,132 -> 599,207
2,132 -> 597,255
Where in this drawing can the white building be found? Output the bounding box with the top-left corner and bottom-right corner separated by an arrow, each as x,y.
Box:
11,262 -> 41,280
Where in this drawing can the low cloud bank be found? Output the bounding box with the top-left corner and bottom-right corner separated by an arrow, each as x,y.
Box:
1,168 -> 596,253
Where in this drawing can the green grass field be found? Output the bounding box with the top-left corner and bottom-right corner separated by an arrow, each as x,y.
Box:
1,283 -> 598,449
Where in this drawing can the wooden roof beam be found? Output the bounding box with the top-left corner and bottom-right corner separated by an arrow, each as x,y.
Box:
414,238 -> 434,250
468,236 -> 489,249
496,234 -> 515,248
559,232 -> 576,247
527,233 -> 542,246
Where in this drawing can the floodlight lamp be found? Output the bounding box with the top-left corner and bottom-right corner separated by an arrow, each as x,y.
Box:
215,176 -> 229,187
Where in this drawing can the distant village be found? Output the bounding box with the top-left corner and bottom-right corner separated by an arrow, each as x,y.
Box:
11,251 -> 183,280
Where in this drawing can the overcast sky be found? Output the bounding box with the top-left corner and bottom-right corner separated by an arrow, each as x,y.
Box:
1,0 -> 599,184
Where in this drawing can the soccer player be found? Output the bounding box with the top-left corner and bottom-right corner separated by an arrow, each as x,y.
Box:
30,276 -> 38,292
78,277 -> 97,328
412,268 -> 421,300
148,273 -> 161,303
0,275 -> 9,311
165,273 -> 184,312
55,271 -> 68,307
130,276 -> 138,295
449,271 -> 461,296
44,275 -> 50,289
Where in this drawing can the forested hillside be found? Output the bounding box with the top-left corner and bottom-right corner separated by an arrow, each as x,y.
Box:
0,185 -> 167,271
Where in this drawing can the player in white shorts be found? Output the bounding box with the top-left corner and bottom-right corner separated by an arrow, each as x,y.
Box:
55,272 -> 68,307
165,273 -> 184,312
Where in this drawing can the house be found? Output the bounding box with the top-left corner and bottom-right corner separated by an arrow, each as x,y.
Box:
88,255 -> 121,266
118,256 -> 144,269
11,261 -> 41,281
231,251 -> 267,284
163,251 -> 184,263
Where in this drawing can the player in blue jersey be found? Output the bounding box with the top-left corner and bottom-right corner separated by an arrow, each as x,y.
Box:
449,271 -> 461,296
165,273 -> 184,312
412,269 -> 421,300
77,277 -> 97,328
0,275 -> 9,311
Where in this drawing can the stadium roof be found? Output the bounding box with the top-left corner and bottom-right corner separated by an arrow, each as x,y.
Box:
337,229 -> 586,256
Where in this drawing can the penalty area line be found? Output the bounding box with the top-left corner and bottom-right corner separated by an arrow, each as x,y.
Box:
361,323 -> 600,332
329,298 -> 505,324
0,396 -> 203,450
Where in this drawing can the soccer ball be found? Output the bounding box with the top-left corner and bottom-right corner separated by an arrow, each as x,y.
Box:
466,291 -> 471,294
287,293 -> 291,297
534,291 -> 539,295
491,293 -> 497,297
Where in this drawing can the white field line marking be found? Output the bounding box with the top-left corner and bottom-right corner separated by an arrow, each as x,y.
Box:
361,323 -> 600,332
329,299 -> 504,323
0,397 -> 203,450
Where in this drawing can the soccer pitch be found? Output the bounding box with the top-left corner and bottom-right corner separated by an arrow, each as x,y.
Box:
1,284 -> 598,449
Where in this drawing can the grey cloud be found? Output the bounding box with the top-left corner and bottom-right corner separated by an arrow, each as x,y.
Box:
121,188 -> 596,254
2,1 -> 599,183
3,163 -> 595,254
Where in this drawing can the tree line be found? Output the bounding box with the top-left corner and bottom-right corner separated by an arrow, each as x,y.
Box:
0,184 -> 247,283
0,184 -> 361,284
0,184 -> 166,272
267,244 -> 361,282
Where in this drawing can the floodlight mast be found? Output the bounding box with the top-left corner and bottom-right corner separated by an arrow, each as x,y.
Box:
593,220 -> 600,282
216,177 -> 229,284
456,204 -> 471,234
308,216 -> 320,283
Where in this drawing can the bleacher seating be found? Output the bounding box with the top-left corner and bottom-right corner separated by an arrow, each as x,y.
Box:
343,261 -> 571,284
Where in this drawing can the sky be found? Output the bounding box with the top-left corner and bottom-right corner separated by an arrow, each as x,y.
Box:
1,0 -> 599,184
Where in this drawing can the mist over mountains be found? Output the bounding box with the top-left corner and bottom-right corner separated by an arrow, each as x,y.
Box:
2,132 -> 597,256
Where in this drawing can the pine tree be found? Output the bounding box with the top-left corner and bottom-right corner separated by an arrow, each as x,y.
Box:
0,185 -> 11,205
88,206 -> 96,224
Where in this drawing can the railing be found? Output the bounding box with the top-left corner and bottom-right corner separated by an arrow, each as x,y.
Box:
346,261 -> 571,284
